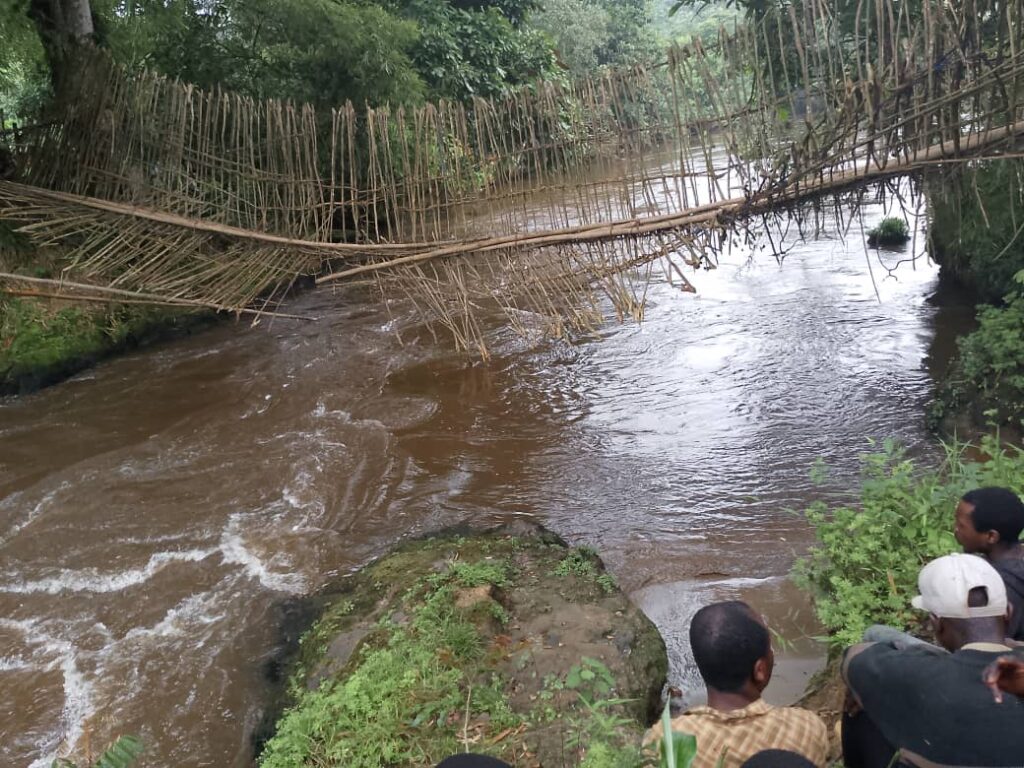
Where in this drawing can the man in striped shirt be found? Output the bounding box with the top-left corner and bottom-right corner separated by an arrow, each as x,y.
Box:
644,601 -> 829,768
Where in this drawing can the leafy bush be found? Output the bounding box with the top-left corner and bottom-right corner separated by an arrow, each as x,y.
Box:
867,216 -> 910,246
929,161 -> 1024,303
796,437 -> 1024,650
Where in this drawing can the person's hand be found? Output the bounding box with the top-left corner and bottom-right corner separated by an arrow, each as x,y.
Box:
982,655 -> 1024,703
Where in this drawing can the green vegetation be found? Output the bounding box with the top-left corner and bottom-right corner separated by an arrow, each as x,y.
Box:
1,0 -> 582,117
929,162 -> 1024,304
867,217 -> 910,247
260,530 -> 669,768
530,0 -> 663,78
52,736 -> 143,768
0,222 -> 214,393
932,282 -> 1024,434
928,162 -> 1024,433
261,569 -> 510,767
656,703 -> 697,768
555,547 -> 618,594
796,436 -> 1024,651
0,295 -> 210,394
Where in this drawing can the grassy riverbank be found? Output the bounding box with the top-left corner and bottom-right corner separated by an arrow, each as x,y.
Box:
0,297 -> 212,394
0,227 -> 213,394
796,436 -> 1024,651
259,526 -> 667,768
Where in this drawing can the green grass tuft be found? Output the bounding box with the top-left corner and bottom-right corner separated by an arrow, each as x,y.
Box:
555,548 -> 617,595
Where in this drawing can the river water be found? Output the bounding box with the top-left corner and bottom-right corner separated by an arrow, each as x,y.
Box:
1,194 -> 957,766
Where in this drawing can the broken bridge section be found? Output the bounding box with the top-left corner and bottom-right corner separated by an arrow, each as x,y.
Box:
2,0 -> 1024,353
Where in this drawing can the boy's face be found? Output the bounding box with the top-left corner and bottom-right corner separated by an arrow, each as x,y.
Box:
955,500 -> 997,553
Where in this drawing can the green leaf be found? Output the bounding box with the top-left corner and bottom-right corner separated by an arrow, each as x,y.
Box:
659,699 -> 699,768
93,736 -> 143,768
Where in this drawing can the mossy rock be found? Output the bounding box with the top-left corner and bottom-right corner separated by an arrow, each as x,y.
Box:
259,523 -> 668,768
0,297 -> 216,395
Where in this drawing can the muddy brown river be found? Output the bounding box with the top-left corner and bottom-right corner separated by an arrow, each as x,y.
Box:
1,195 -> 961,766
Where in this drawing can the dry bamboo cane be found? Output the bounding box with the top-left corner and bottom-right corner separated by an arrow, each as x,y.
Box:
0,273 -> 319,320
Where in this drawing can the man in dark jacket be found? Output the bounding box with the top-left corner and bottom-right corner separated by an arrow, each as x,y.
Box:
954,486 -> 1024,640
842,553 -> 1024,768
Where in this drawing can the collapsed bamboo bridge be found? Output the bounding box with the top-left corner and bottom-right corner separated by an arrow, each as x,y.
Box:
2,0 -> 1024,353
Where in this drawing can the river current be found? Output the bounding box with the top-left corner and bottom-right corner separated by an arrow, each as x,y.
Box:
1,195 -> 958,766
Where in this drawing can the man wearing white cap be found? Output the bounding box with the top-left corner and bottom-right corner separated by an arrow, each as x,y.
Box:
840,553 -> 1024,768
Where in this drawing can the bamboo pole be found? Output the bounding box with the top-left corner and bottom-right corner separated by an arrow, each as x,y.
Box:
0,273 -> 319,320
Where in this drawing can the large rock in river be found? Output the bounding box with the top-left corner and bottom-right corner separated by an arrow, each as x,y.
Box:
259,523 -> 668,768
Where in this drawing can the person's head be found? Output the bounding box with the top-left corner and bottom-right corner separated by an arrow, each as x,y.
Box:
435,756 -> 512,768
740,750 -> 816,768
954,487 -> 1024,554
690,601 -> 773,699
911,553 -> 1009,651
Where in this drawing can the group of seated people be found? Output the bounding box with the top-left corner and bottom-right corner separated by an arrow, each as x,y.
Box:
437,486 -> 1024,768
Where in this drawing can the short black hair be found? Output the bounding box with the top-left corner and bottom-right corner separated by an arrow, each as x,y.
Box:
740,750 -> 816,768
435,756 -> 512,768
689,601 -> 770,692
963,487 -> 1024,544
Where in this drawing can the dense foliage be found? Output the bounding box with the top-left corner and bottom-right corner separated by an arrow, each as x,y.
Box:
929,162 -> 1024,304
1,0 -> 566,115
928,163 -> 1024,433
0,1 -> 47,119
1,0 -> 748,117
403,0 -> 556,99
796,437 -> 1024,650
933,279 -> 1024,433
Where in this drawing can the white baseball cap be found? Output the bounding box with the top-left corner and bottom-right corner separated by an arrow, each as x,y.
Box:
911,553 -> 1008,619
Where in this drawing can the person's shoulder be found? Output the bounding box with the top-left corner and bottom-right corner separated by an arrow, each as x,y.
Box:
849,640 -> 945,667
846,642 -> 951,696
773,705 -> 828,731
992,555 -> 1024,580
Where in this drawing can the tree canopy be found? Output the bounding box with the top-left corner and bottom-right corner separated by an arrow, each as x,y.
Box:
1,0 -> 744,121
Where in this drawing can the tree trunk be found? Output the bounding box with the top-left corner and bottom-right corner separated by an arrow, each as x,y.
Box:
27,0 -> 94,90
64,0 -> 94,39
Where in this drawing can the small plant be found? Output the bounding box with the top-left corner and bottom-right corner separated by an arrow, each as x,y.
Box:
658,700 -> 698,768
566,657 -> 617,700
434,559 -> 511,589
555,548 -> 617,594
867,216 -> 910,247
52,736 -> 143,768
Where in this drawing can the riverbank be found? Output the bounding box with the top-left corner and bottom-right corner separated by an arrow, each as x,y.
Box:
926,161 -> 1024,437
0,296 -> 214,394
0,231 -> 217,394
796,434 -> 1024,652
257,523 -> 667,768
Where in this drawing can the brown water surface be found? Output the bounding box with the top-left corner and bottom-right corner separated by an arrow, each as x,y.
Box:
1,198 -> 956,766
